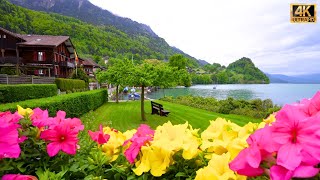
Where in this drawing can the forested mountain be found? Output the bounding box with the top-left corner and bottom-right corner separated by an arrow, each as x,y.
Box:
1,0 -> 200,66
192,57 -> 269,84
266,73 -> 320,83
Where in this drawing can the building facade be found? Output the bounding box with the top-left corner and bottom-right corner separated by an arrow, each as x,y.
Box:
0,27 -> 77,78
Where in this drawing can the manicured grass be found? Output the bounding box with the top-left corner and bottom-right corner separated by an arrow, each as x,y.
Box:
80,100 -> 261,132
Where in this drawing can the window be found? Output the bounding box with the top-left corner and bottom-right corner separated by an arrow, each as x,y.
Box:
3,35 -> 6,39
38,52 -> 44,61
38,69 -> 43,75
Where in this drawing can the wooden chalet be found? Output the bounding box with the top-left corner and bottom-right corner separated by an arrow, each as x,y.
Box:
0,27 -> 76,78
79,58 -> 101,77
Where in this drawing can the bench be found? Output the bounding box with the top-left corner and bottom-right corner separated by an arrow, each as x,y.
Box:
151,101 -> 170,116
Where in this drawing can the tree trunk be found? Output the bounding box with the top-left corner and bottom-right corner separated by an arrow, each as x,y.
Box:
141,85 -> 146,121
116,85 -> 119,103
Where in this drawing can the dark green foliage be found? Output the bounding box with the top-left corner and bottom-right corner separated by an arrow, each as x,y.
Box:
0,0 -> 200,65
160,95 -> 281,119
0,84 -> 57,103
69,68 -> 89,86
55,78 -> 86,92
191,74 -> 213,84
0,89 -> 107,117
0,67 -> 17,75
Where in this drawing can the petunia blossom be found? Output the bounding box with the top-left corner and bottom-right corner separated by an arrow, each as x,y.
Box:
124,124 -> 154,164
40,123 -> 79,157
30,108 -> 51,128
272,105 -> 320,171
2,174 -> 38,180
88,124 -> 110,145
0,124 -> 21,159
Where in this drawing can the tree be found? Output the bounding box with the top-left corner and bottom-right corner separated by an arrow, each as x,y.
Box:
96,58 -> 133,103
130,61 -> 157,121
169,54 -> 187,70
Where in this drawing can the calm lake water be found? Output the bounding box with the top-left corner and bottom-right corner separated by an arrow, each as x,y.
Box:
146,84 -> 320,106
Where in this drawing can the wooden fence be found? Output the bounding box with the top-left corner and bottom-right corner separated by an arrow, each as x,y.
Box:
0,74 -> 55,84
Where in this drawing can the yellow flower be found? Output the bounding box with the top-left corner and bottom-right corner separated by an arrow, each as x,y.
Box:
195,152 -> 237,180
152,121 -> 200,159
152,121 -> 187,151
134,145 -> 173,177
263,113 -> 276,124
148,146 -> 173,177
133,146 -> 152,176
101,127 -> 126,162
17,105 -> 33,116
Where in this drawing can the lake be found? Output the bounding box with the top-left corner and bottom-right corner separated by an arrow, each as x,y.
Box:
146,84 -> 320,106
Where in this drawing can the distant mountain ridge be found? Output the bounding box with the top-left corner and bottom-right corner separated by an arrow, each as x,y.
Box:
266,73 -> 320,83
7,0 -> 210,66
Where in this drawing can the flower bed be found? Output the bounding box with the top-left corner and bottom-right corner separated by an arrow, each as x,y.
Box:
1,91 -> 320,179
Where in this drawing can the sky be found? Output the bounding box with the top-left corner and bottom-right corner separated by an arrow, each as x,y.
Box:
89,0 -> 320,75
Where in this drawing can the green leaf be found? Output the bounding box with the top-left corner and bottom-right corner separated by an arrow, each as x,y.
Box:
175,172 -> 187,177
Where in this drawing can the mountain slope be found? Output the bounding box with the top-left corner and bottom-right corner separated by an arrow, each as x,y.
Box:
7,0 -> 204,66
226,57 -> 269,83
267,73 -> 320,83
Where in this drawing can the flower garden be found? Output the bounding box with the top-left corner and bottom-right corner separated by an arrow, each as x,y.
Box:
2,91 -> 320,180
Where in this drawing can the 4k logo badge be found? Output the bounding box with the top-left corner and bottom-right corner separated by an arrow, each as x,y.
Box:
291,4 -> 317,23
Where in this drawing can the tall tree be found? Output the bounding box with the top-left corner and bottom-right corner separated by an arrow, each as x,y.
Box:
96,58 -> 133,103
131,62 -> 157,121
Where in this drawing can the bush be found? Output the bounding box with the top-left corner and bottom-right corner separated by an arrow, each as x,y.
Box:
69,68 -> 89,86
0,89 -> 108,117
160,95 -> 281,119
55,78 -> 86,92
0,84 -> 57,103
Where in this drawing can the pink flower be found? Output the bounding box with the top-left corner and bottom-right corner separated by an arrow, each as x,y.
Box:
0,124 -> 21,159
0,111 -> 22,125
60,118 -> 84,132
88,125 -> 110,144
270,164 -> 319,180
229,126 -> 276,176
272,105 -> 320,170
40,123 -> 79,157
124,124 -> 154,164
2,174 -> 38,180
30,108 -> 51,128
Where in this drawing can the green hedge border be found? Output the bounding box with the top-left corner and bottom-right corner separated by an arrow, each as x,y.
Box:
0,89 -> 108,117
55,78 -> 87,92
0,84 -> 57,103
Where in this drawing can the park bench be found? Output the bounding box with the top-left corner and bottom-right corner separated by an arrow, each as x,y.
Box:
151,101 -> 170,116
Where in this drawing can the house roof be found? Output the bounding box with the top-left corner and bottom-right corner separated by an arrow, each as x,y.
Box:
17,34 -> 70,47
0,27 -> 24,40
82,59 -> 100,68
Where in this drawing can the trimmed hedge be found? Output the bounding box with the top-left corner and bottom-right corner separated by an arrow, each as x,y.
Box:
0,84 -> 57,103
0,89 -> 108,117
55,78 -> 86,92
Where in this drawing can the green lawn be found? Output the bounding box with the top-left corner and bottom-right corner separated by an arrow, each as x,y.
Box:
80,100 -> 261,132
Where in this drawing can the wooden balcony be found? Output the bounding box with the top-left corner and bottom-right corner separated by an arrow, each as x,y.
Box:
59,61 -> 75,68
0,56 -> 21,64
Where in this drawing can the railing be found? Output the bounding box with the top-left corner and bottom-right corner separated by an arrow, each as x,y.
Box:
0,74 -> 55,84
59,61 -> 75,68
0,57 -> 21,64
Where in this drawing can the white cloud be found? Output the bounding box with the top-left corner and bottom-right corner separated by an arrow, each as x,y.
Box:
89,0 -> 320,75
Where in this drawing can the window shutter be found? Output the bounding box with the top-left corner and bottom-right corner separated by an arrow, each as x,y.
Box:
33,52 -> 37,61
43,52 -> 46,61
34,70 -> 38,75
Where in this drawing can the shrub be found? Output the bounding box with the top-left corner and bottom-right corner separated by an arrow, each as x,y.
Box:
0,89 -> 108,117
69,68 -> 89,86
0,84 -> 57,103
55,78 -> 86,92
